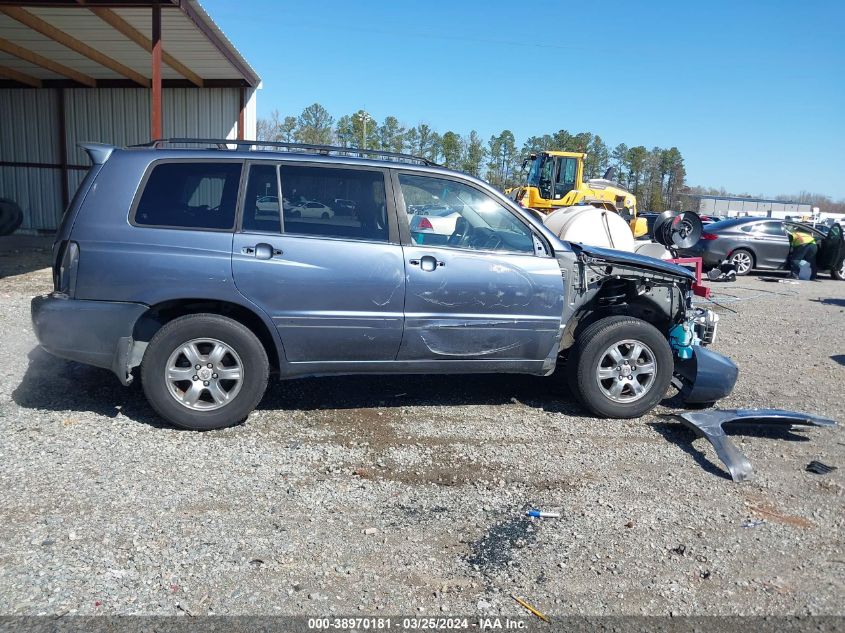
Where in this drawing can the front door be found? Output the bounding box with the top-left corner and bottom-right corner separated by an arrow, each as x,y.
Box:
396,172 -> 564,367
750,221 -> 791,268
232,162 -> 405,363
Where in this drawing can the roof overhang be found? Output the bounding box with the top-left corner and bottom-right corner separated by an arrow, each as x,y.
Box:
0,0 -> 260,89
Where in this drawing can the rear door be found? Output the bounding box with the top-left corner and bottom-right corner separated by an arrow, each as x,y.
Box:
394,171 -> 564,367
231,161 -> 405,363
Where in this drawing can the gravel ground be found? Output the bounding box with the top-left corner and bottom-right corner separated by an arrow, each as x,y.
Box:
0,237 -> 843,618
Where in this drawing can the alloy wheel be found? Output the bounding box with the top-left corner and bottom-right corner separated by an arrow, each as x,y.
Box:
730,251 -> 752,275
165,338 -> 243,411
595,339 -> 657,403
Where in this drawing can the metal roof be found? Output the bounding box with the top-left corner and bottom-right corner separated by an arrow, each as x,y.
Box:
0,0 -> 260,88
681,193 -> 807,206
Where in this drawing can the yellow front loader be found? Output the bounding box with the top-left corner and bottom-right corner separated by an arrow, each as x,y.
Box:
508,151 -> 646,237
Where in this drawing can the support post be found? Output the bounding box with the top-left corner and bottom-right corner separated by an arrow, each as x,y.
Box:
238,87 -> 245,140
150,5 -> 162,140
57,87 -> 68,209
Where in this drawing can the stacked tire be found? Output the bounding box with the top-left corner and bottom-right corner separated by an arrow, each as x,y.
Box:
0,199 -> 23,236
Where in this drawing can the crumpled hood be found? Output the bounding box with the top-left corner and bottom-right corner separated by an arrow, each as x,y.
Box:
572,243 -> 695,280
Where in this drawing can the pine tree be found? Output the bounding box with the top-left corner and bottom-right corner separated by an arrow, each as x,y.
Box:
295,103 -> 334,145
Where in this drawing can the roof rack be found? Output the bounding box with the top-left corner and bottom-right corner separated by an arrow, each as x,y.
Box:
132,138 -> 439,167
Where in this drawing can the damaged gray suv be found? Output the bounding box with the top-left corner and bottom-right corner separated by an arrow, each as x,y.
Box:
32,139 -> 738,430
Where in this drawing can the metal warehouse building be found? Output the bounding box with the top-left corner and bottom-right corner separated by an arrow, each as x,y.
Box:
683,194 -> 813,219
0,0 -> 261,233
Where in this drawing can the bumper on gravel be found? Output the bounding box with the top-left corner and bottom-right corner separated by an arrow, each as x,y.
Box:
31,293 -> 147,385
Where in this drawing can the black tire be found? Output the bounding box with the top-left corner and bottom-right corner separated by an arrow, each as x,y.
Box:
321,212 -> 330,219
727,248 -> 754,276
567,315 -> 674,419
141,313 -> 269,430
0,198 -> 23,236
832,259 -> 845,281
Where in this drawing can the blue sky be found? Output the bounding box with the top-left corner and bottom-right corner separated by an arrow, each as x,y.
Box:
204,0 -> 845,199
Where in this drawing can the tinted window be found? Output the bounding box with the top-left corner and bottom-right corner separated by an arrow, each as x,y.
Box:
400,174 -> 534,254
707,218 -> 751,231
280,166 -> 388,242
754,221 -> 786,236
135,162 -> 242,229
242,164 -> 281,233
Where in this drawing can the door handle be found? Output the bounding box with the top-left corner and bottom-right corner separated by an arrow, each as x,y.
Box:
410,255 -> 444,271
244,243 -> 282,260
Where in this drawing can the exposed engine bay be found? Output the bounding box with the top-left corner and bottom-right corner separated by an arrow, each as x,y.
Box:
556,243 -> 738,405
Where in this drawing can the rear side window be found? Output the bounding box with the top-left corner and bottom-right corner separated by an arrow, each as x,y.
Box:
753,221 -> 786,236
279,165 -> 388,242
134,162 -> 242,230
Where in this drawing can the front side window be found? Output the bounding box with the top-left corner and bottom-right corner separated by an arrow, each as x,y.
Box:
242,164 -> 281,233
134,162 -> 242,229
526,155 -> 542,187
538,156 -> 554,200
400,174 -> 534,254
279,166 -> 388,242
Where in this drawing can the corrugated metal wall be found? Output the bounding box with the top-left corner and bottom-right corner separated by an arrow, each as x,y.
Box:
0,87 -> 244,233
698,197 -> 812,217
0,89 -> 62,231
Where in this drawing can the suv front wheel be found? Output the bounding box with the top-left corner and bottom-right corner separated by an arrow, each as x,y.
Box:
141,314 -> 269,430
568,316 -> 673,419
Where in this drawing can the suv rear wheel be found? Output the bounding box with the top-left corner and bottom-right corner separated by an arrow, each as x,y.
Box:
141,313 -> 269,430
568,316 -> 673,419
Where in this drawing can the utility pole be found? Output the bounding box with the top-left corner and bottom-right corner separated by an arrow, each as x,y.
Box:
356,110 -> 373,149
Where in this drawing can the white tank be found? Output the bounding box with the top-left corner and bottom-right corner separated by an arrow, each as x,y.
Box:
543,205 -> 636,252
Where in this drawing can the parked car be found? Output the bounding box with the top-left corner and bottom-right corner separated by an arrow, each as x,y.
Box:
255,195 -> 279,212
407,206 -> 461,243
31,140 -> 737,430
286,200 -> 334,219
677,217 -> 845,278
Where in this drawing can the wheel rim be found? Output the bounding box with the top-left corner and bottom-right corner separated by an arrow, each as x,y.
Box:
839,260 -> 845,277
730,251 -> 752,274
165,338 -> 243,411
595,339 -> 657,404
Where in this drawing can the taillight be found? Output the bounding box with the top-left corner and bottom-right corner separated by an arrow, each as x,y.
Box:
700,232 -> 718,240
418,217 -> 434,230
57,241 -> 80,296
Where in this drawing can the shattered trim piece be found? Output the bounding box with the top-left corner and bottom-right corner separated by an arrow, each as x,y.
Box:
669,409 -> 837,482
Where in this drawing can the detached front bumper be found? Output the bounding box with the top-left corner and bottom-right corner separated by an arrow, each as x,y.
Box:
674,346 -> 738,404
31,294 -> 148,384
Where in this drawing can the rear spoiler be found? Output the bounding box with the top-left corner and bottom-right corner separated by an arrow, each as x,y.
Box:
78,143 -> 116,165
